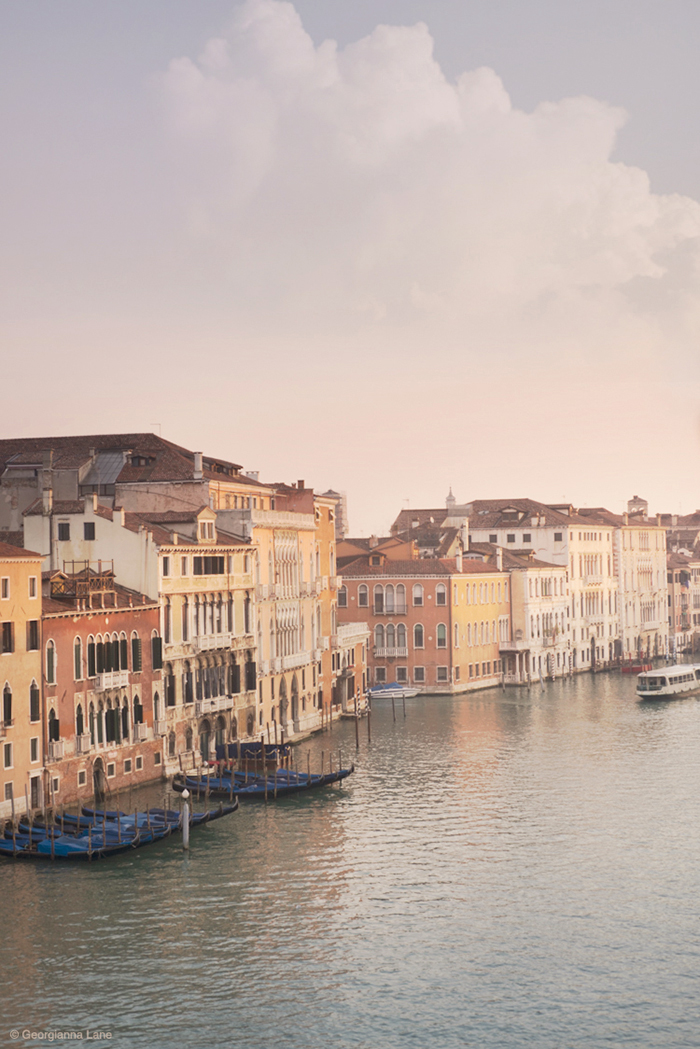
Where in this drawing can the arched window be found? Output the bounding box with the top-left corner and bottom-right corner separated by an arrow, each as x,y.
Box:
185,727 -> 193,751
385,585 -> 395,613
396,584 -> 406,613
373,585 -> 384,614
97,701 -> 104,745
87,635 -> 96,678
48,707 -> 60,742
46,640 -> 56,684
467,623 -> 472,646
454,624 -> 459,647
397,623 -> 407,649
182,661 -> 193,704
95,634 -> 105,674
358,584 -> 368,608
151,630 -> 163,670
436,584 -> 447,606
374,624 -> 385,649
414,624 -> 424,648
386,624 -> 396,649
437,624 -> 447,649
89,702 -> 96,745
121,699 -> 129,741
74,637 -> 83,681
164,598 -> 172,644
2,684 -> 11,725
168,731 -> 176,758
76,703 -> 84,736
119,632 -> 128,670
133,694 -> 143,724
413,583 -> 424,607
338,585 -> 348,608
131,631 -> 142,672
29,681 -> 40,722
246,712 -> 255,736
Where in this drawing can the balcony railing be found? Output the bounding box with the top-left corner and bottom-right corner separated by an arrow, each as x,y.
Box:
194,632 -> 232,652
94,670 -> 129,691
195,696 -> 233,717
133,723 -> 149,742
282,651 -> 311,671
47,740 -> 64,762
313,648 -> 324,661
255,584 -> 269,600
153,720 -> 167,737
329,575 -> 341,590
374,647 -> 409,658
75,733 -> 92,754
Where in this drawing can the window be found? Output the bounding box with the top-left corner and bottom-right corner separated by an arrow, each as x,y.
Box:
358,585 -> 368,608
0,578 -> 8,600
374,667 -> 386,684
27,620 -> 39,651
437,624 -> 447,649
414,667 -> 425,683
28,576 -> 37,598
436,584 -> 447,606
370,555 -> 381,566
507,534 -> 515,543
57,522 -> 70,541
30,737 -> 39,763
3,742 -> 12,769
396,667 -> 408,683
1,622 -> 14,654
135,755 -> 143,771
414,624 -> 424,648
374,585 -> 384,614
151,634 -> 163,670
84,522 -> 95,541
131,633 -> 142,673
4,782 -> 12,801
437,667 -> 449,682
554,532 -> 563,542
107,763 -> 116,779
338,585 -> 348,608
489,534 -> 497,543
46,640 -> 56,684
30,682 -> 40,722
181,556 -> 188,576
124,759 -> 132,774
78,771 -> 87,787
162,556 -> 170,577
154,752 -> 162,766
413,583 -> 424,607
193,555 -> 225,576
523,534 -> 531,543
454,624 -> 460,647
3,685 -> 11,725
73,637 -> 82,680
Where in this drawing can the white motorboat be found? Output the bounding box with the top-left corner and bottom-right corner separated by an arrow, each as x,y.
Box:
366,683 -> 419,700
636,664 -> 700,700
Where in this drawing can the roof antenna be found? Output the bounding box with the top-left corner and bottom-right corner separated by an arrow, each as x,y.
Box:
149,422 -> 162,437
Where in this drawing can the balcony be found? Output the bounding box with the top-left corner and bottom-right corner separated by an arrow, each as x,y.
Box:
47,740 -> 65,762
133,723 -> 149,742
75,733 -> 92,754
282,651 -> 311,671
271,657 -> 282,673
193,632 -> 233,652
153,720 -> 167,737
259,659 -> 270,676
329,575 -> 341,590
374,647 -> 409,658
255,584 -> 269,600
94,670 -> 129,691
313,648 -> 324,661
338,624 -> 370,646
583,574 -> 603,585
195,696 -> 233,717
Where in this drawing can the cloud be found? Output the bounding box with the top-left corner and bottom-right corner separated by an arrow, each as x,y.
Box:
156,0 -> 700,365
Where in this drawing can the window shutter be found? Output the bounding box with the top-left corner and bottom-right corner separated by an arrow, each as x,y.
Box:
151,636 -> 163,670
88,643 -> 96,678
120,637 -> 128,670
131,637 -> 142,672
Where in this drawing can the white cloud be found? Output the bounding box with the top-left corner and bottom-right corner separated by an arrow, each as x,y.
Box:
157,0 -> 700,361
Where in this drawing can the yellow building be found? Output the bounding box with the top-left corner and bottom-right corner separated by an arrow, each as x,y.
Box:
0,541 -> 44,818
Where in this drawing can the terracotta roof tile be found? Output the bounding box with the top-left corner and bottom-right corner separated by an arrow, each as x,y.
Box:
0,540 -> 42,559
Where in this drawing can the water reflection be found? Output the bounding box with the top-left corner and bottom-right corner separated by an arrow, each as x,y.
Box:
3,675 -> 700,1047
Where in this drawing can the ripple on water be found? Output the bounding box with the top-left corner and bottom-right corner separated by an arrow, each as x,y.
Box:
3,677 -> 700,1046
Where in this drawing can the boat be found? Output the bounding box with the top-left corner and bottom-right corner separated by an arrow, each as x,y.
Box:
636,664 -> 700,700
216,741 -> 291,763
172,765 -> 354,800
366,683 -> 419,700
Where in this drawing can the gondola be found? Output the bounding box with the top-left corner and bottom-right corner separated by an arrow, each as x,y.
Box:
172,765 -> 354,800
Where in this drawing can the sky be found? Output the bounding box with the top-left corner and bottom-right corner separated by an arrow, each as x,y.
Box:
2,0 -> 700,534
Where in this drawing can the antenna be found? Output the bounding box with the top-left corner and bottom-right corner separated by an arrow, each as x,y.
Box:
149,422 -> 162,437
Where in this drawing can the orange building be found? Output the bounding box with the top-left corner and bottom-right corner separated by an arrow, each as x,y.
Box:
0,541 -> 44,818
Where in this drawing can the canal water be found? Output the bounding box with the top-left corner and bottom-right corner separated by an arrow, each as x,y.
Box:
2,672 -> 700,1048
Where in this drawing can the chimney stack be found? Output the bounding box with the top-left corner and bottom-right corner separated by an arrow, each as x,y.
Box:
369,535 -> 379,549
194,452 -> 203,480
297,479 -> 305,490
455,546 -> 463,572
496,547 -> 503,571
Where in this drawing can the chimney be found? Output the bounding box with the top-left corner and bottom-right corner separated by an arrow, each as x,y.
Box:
297,479 -> 305,490
194,452 -> 203,480
119,507 -> 126,526
656,514 -> 662,526
41,450 -> 53,515
623,513 -> 629,525
369,535 -> 379,549
496,547 -> 503,571
672,515 -> 678,527
455,547 -> 463,572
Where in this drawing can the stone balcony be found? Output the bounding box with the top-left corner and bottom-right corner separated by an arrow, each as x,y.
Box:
75,733 -> 92,754
153,719 -> 167,737
133,723 -> 149,742
93,670 -> 129,691
374,646 -> 409,658
47,740 -> 65,762
282,651 -> 311,671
